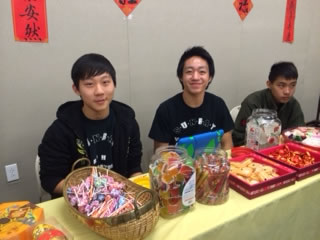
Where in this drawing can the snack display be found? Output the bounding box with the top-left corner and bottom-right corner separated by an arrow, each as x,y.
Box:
230,157 -> 279,185
283,127 -> 320,150
66,167 -> 140,218
245,108 -> 281,150
194,148 -> 229,205
0,201 -> 44,240
229,153 -> 296,199
149,146 -> 195,218
258,142 -> 320,180
267,145 -> 314,168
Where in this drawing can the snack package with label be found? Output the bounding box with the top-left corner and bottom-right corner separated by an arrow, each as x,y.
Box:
0,201 -> 44,240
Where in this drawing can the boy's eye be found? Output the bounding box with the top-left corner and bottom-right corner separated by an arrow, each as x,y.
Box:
84,82 -> 93,86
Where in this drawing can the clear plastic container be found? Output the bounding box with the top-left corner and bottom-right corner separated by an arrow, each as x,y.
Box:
245,108 -> 281,150
194,147 -> 229,205
149,146 -> 195,218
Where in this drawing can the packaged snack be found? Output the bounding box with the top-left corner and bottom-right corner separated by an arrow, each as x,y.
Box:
0,201 -> 44,240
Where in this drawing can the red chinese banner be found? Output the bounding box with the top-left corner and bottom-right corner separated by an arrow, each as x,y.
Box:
114,0 -> 141,17
283,0 -> 297,43
11,0 -> 48,42
233,0 -> 253,21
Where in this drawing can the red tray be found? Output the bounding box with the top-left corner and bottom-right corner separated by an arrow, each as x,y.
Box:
229,153 -> 296,199
258,142 -> 320,180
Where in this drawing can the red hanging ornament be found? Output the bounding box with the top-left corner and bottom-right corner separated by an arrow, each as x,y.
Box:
114,0 -> 141,17
233,0 -> 253,21
283,0 -> 297,43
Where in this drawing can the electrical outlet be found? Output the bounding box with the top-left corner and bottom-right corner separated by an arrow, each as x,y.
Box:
5,163 -> 20,182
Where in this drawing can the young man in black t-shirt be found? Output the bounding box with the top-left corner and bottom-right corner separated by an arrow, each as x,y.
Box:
149,46 -> 234,151
39,54 -> 143,198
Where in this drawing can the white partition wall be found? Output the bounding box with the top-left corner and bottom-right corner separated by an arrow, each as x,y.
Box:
1,0 -> 319,202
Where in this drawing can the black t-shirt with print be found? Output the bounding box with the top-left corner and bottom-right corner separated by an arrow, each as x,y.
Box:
82,109 -> 115,169
149,92 -> 234,145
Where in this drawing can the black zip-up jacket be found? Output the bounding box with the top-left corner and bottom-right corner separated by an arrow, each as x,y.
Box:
38,100 -> 142,197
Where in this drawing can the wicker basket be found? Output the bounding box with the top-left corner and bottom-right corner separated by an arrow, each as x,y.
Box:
63,166 -> 160,240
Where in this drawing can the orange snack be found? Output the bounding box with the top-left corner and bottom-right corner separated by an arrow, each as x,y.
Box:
0,201 -> 44,240
230,158 -> 279,185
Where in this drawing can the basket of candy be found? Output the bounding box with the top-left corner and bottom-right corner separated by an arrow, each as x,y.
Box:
258,142 -> 320,180
63,165 -> 159,240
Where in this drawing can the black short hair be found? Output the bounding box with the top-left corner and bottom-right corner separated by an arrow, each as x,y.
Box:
268,62 -> 298,83
176,46 -> 215,89
71,53 -> 116,89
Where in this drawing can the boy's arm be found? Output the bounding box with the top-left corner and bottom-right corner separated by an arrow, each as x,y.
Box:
127,118 -> 143,176
38,121 -> 73,196
221,131 -> 233,150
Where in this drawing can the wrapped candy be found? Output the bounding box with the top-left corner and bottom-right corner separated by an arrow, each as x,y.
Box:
66,168 -> 139,218
195,148 -> 229,205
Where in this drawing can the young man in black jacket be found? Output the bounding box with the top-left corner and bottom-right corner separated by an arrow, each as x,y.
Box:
38,53 -> 142,198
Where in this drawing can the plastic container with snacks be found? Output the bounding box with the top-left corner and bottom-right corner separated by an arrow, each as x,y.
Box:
245,108 -> 281,150
149,146 -> 195,218
194,148 -> 229,205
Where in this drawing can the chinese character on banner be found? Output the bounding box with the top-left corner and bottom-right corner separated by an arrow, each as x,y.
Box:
11,0 -> 48,42
114,0 -> 141,17
283,0 -> 297,43
233,0 -> 253,21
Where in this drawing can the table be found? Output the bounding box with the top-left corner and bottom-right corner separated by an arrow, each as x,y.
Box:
38,173 -> 320,240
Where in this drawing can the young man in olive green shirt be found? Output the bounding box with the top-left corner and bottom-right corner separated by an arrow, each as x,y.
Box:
232,62 -> 305,146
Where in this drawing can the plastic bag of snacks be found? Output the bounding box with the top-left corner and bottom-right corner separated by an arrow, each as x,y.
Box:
149,146 -> 195,218
194,148 -> 229,205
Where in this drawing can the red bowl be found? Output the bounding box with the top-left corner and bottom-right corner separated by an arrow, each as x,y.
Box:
231,147 -> 254,158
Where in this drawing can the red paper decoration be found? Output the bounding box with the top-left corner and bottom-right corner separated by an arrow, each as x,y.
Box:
114,0 -> 141,17
11,0 -> 48,42
233,0 -> 253,21
283,0 -> 297,43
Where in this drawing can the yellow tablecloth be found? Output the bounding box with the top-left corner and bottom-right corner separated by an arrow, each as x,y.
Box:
38,173 -> 320,240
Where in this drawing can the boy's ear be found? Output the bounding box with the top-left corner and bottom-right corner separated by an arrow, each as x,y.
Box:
72,84 -> 80,96
266,80 -> 271,88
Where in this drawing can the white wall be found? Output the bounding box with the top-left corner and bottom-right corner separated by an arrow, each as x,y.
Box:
1,0 -> 319,203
